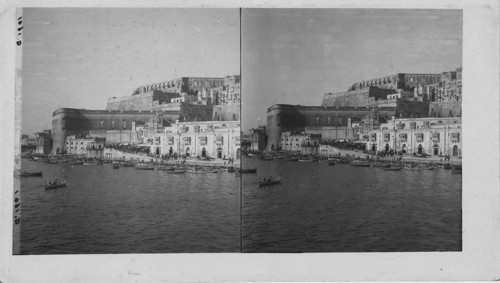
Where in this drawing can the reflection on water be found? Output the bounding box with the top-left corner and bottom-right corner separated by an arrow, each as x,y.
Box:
18,160 -> 240,254
242,158 -> 462,252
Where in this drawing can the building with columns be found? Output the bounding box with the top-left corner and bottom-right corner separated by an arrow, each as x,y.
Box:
367,117 -> 462,158
150,120 -> 241,160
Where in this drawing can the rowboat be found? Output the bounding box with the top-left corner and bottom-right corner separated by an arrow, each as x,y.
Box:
452,165 -> 462,174
298,158 -> 314,162
20,171 -> 43,177
83,162 -> 98,166
263,155 -> 273,161
158,166 -> 176,171
405,165 -> 423,171
259,176 -> 282,187
381,165 -> 403,171
350,160 -> 370,167
135,164 -> 154,170
45,179 -> 67,189
283,156 -> 299,161
206,168 -> 221,173
166,169 -> 186,174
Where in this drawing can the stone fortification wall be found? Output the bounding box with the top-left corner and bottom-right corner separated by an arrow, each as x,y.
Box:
395,100 -> 430,118
106,91 -> 179,111
429,101 -> 462,118
321,87 -> 395,107
178,104 -> 214,122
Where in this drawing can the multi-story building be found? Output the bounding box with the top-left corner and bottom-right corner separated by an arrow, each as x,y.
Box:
280,131 -> 321,154
150,120 -> 241,160
65,135 -> 106,158
34,130 -> 52,154
367,117 -> 462,158
250,126 -> 267,151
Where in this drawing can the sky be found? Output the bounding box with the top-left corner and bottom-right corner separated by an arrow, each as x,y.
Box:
21,8 -> 240,134
241,9 -> 463,131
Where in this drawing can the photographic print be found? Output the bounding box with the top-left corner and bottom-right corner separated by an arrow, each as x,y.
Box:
14,8 -> 241,254
241,9 -> 463,252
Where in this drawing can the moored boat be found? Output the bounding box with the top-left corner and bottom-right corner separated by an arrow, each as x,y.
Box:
298,157 -> 314,162
283,156 -> 299,161
20,171 -> 43,177
239,168 -> 257,174
135,163 -> 154,170
350,160 -> 370,167
45,179 -> 67,189
69,160 -> 84,165
83,162 -> 98,166
452,165 -> 462,174
381,165 -> 403,171
166,169 -> 186,174
259,176 -> 282,187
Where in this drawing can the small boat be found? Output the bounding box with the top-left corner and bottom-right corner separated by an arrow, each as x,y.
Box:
239,168 -> 257,174
381,165 -> 403,171
283,156 -> 299,161
158,166 -> 176,171
350,160 -> 370,167
298,157 -> 314,162
422,165 -> 436,171
69,160 -> 84,165
166,169 -> 186,174
83,162 -> 98,166
20,171 -> 43,177
189,168 -> 206,174
46,158 -> 58,164
436,163 -> 445,169
328,160 -> 336,166
452,165 -> 462,174
45,179 -> 67,189
206,168 -> 221,173
135,164 -> 154,170
263,154 -> 273,161
405,165 -> 423,171
112,163 -> 120,169
259,176 -> 282,187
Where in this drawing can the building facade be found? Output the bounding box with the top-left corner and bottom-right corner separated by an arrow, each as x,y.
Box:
367,117 -> 462,158
280,132 -> 321,154
265,104 -> 397,151
34,130 -> 52,154
65,135 -> 106,158
250,126 -> 267,151
151,120 -> 241,160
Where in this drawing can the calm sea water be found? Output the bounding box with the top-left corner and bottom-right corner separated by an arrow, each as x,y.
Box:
242,158 -> 462,252
17,158 -> 462,254
18,160 -> 240,254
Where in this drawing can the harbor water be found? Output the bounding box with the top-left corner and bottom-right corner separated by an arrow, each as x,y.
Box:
242,157 -> 462,252
17,160 -> 240,254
